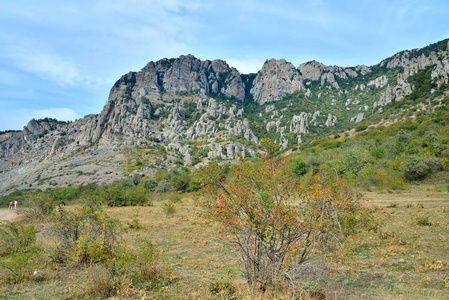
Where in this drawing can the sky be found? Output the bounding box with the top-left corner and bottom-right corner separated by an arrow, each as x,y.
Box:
1,0 -> 449,131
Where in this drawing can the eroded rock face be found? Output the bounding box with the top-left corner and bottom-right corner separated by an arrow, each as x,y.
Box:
325,114 -> 338,127
250,58 -> 372,104
251,59 -> 304,104
2,39 -> 449,195
368,75 -> 388,88
373,41 -> 449,110
290,112 -> 310,134
299,61 -> 369,89
119,55 -> 246,100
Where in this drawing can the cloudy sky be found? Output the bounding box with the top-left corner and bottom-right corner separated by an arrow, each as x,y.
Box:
1,0 -> 448,130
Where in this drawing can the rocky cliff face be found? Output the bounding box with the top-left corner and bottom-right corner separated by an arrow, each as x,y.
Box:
1,39 -> 449,195
299,61 -> 369,89
373,41 -> 449,111
249,59 -> 372,105
250,59 -> 304,104
111,55 -> 246,101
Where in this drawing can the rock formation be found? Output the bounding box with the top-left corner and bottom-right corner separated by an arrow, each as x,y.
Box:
1,39 -> 449,195
250,59 -> 304,104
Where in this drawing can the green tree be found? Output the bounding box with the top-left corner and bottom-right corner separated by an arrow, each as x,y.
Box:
291,156 -> 306,176
340,147 -> 370,176
401,155 -> 442,181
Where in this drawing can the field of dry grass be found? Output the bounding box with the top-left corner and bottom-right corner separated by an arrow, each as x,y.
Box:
0,185 -> 448,299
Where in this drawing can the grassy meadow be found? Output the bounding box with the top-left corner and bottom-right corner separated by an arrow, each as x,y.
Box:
1,103 -> 449,299
0,183 -> 448,299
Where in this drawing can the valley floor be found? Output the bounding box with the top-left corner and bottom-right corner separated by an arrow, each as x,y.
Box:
0,185 -> 448,299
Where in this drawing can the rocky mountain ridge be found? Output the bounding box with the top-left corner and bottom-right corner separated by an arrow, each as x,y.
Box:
1,39 -> 449,195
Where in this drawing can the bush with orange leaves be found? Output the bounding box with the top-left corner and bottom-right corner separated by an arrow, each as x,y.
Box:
197,140 -> 377,293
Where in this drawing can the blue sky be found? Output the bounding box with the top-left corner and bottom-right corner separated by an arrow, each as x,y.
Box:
1,0 -> 448,130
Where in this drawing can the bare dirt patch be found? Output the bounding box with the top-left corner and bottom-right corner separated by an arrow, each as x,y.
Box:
0,208 -> 19,222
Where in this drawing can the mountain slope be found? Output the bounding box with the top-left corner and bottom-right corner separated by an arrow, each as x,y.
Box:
1,39 -> 449,195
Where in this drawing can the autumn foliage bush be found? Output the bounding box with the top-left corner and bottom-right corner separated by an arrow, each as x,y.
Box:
197,142 -> 376,293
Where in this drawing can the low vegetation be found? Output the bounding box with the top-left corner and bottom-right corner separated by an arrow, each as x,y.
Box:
1,182 -> 448,299
197,141 -> 376,294
1,122 -> 448,298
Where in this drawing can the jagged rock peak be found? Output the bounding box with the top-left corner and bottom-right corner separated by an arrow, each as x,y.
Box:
250,58 -> 304,105
110,54 -> 245,102
378,38 -> 449,71
250,58 -> 372,104
299,60 -> 370,89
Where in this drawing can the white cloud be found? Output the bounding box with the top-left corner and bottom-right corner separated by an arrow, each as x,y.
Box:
9,47 -> 83,86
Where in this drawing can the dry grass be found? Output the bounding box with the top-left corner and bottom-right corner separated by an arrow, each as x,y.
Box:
335,185 -> 449,299
0,185 -> 448,299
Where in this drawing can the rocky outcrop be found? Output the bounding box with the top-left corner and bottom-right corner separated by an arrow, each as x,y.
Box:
2,39 -> 449,195
290,113 -> 310,134
250,59 -> 304,104
367,75 -> 388,88
373,40 -> 449,110
85,55 -> 246,144
109,55 -> 246,103
350,113 -> 365,123
373,73 -> 413,111
207,142 -> 255,160
250,59 -> 372,104
325,114 -> 338,127
299,61 -> 369,89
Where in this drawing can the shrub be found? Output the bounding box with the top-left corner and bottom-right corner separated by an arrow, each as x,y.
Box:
75,231 -> 114,264
123,187 -> 151,206
209,277 -> 237,299
169,169 -> 191,192
198,153 -> 376,292
401,155 -> 442,181
139,177 -> 158,191
0,222 -> 39,284
99,186 -> 150,207
291,156 -> 306,176
114,179 -> 135,189
340,148 -> 370,176
27,193 -> 56,217
155,180 -> 173,194
168,192 -> 182,203
415,216 -> 432,226
127,216 -> 141,230
154,170 -> 168,181
0,222 -> 37,256
86,240 -> 174,298
355,124 -> 368,132
370,146 -> 386,159
0,251 -> 39,284
46,203 -> 120,265
162,202 -> 177,217
131,174 -> 143,185
304,154 -> 325,174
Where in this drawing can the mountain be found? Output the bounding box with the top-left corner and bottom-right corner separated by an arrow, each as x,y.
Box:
1,39 -> 449,195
